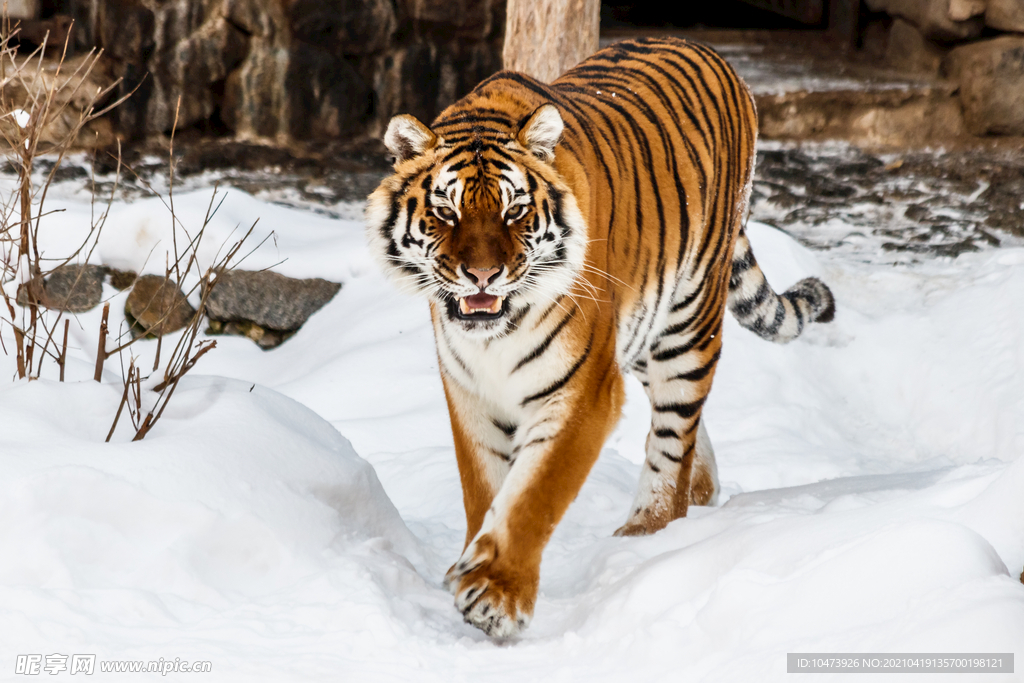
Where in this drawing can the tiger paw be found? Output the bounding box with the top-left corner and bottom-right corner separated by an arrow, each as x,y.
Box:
445,534 -> 537,639
614,503 -> 674,537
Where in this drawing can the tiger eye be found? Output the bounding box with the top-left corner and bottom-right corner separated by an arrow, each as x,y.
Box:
434,206 -> 457,222
505,204 -> 528,222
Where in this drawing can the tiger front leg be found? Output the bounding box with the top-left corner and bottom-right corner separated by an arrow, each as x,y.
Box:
445,361 -> 624,638
443,507 -> 542,638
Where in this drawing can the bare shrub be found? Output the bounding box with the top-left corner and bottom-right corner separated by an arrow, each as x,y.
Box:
0,18 -> 261,442
0,17 -> 124,379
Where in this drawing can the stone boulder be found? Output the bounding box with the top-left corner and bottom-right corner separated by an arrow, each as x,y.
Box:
41,265 -> 107,312
886,19 -> 949,75
948,0 -> 986,20
17,264 -> 106,313
125,275 -> 196,338
108,269 -> 139,291
945,36 -> 1024,136
204,270 -> 340,349
986,0 -> 1024,31
0,52 -> 118,149
864,0 -> 984,40
7,0 -> 38,19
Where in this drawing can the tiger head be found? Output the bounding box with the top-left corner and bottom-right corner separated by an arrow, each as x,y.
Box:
366,104 -> 588,338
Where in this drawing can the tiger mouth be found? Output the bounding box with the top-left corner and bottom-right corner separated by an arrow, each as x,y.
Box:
453,293 -> 507,320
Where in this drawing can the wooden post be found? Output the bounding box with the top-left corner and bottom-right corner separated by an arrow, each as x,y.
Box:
503,0 -> 601,83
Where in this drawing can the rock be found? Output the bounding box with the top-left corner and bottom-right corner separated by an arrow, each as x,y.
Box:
206,319 -> 293,350
6,0 -> 39,19
108,269 -> 139,291
756,84 -> 967,148
374,40 -> 503,130
864,0 -> 984,40
945,36 -> 1024,136
948,0 -> 986,20
986,0 -> 1024,30
406,0 -> 499,40
289,0 -> 397,55
284,42 -> 372,140
886,19 -> 948,75
42,265 -> 107,312
17,265 -> 106,313
0,53 -> 118,149
860,19 -> 892,61
204,270 -> 340,334
16,15 -> 74,48
92,0 -> 156,141
125,275 -> 196,338
150,15 -> 252,133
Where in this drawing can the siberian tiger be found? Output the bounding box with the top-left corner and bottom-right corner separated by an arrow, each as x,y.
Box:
366,36 -> 834,638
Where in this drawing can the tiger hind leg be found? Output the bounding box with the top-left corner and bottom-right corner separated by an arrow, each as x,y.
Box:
690,419 -> 719,507
614,415 -> 720,536
615,294 -> 724,536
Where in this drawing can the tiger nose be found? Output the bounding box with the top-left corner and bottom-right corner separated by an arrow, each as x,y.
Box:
463,265 -> 502,288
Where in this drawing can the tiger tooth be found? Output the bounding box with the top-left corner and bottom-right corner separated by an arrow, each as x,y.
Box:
457,295 -> 505,315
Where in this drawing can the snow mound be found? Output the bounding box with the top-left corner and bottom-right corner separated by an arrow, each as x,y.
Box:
0,379 -> 428,680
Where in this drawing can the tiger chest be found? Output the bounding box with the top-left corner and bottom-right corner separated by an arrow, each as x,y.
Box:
434,309 -> 581,455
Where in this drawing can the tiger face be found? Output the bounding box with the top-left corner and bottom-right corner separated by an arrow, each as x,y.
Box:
366,105 -> 587,338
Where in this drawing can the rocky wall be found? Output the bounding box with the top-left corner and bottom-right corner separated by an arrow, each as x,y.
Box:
50,0 -> 505,145
866,0 -> 1024,135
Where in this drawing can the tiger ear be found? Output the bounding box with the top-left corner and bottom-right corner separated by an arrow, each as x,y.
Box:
384,114 -> 438,164
517,104 -> 563,163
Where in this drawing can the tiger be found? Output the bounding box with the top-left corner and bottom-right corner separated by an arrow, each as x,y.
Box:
365,36 -> 835,639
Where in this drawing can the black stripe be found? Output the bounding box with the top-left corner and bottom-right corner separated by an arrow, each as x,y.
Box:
652,302 -> 722,362
537,295 -> 566,325
659,306 -> 703,340
487,447 -> 512,462
731,279 -> 772,318
506,303 -> 531,330
492,418 -> 517,437
440,323 -> 472,379
671,287 -> 703,313
513,309 -> 576,373
760,300 -> 788,337
522,336 -> 593,406
654,397 -> 706,420
659,450 -> 682,463
668,350 -> 721,383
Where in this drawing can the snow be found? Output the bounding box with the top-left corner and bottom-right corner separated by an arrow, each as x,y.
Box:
0,180 -> 1022,681
708,43 -> 940,97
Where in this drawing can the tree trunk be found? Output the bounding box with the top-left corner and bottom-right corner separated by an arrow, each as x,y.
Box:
502,0 -> 600,83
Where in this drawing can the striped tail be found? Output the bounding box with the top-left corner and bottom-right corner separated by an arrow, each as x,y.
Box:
728,229 -> 835,343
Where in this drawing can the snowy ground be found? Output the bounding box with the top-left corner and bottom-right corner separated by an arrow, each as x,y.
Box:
0,181 -> 1022,682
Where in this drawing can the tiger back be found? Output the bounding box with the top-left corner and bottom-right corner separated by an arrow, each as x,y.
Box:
366,36 -> 835,639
